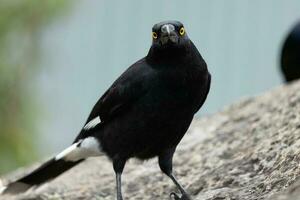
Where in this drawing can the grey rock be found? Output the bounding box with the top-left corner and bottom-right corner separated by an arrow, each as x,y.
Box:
2,81 -> 300,200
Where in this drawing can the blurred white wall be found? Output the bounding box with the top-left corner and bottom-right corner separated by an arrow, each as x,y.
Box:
36,0 -> 300,155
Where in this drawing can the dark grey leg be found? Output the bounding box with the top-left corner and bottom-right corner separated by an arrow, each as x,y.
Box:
159,148 -> 192,200
116,172 -> 123,200
169,174 -> 192,200
113,158 -> 126,200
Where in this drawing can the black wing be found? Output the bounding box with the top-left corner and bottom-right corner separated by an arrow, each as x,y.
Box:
87,59 -> 153,123
74,58 -> 153,141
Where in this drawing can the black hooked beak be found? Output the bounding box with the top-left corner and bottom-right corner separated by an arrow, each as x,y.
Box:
160,24 -> 178,45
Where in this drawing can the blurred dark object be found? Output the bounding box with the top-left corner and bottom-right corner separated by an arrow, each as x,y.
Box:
0,0 -> 70,174
281,21 -> 300,82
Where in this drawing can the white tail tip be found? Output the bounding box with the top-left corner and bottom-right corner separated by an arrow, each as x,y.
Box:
0,179 -> 7,194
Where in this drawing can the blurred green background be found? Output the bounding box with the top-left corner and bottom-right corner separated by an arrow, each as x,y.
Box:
0,0 -> 299,175
0,0 -> 70,174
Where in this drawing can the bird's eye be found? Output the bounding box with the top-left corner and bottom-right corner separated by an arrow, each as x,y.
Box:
179,27 -> 185,36
152,32 -> 158,39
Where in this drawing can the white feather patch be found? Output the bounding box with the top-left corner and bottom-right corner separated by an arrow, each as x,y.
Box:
55,137 -> 102,162
55,141 -> 81,160
0,186 -> 6,194
83,116 -> 101,130
0,179 -> 6,194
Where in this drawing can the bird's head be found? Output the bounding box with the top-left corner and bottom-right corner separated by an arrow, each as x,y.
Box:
151,20 -> 190,50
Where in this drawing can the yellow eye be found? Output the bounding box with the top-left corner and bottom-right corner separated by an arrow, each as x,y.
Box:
152,32 -> 158,39
179,27 -> 185,36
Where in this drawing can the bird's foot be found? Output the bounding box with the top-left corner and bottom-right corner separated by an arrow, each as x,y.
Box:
170,192 -> 192,200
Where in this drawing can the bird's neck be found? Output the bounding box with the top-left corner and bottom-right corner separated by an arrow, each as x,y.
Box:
146,41 -> 206,70
146,45 -> 187,65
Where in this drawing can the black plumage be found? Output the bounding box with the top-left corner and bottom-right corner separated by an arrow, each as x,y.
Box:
1,20 -> 211,200
281,21 -> 300,82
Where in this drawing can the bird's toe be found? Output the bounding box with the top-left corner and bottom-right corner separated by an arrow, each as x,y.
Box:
170,192 -> 192,200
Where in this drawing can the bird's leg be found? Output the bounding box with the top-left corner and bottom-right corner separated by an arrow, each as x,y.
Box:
169,174 -> 192,200
159,148 -> 192,200
116,172 -> 123,200
113,158 -> 126,200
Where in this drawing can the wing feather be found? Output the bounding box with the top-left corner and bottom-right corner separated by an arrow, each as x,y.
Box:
75,58 -> 152,141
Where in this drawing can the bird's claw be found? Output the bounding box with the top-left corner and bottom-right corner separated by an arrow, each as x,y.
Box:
170,192 -> 192,200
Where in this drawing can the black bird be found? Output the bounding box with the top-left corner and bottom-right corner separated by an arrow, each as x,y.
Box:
281,21 -> 300,82
1,20 -> 211,200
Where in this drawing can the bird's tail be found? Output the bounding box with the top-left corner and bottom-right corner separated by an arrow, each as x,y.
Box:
1,158 -> 83,194
1,136 -> 102,194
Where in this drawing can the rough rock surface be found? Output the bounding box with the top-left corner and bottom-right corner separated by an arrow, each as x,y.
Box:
1,81 -> 300,200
